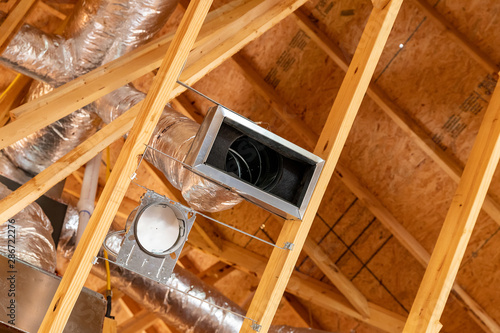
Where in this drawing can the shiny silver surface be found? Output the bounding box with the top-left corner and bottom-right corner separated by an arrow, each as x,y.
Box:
116,191 -> 195,284
145,104 -> 243,212
0,0 -> 178,176
3,82 -> 99,176
0,183 -> 56,272
186,106 -> 324,219
0,253 -> 106,333
91,259 -> 334,333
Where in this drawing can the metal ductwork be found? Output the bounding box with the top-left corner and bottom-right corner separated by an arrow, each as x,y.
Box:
0,181 -> 56,272
91,260 -> 332,333
54,217 -> 334,333
0,0 -> 241,211
0,0 -> 335,331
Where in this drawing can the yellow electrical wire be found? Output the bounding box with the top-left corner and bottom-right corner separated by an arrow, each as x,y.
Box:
103,147 -> 112,293
103,250 -> 111,291
0,74 -> 23,102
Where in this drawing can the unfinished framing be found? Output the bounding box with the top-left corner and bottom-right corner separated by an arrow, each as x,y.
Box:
2,0 -> 500,332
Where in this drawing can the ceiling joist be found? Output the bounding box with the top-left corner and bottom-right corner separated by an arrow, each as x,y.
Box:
38,0 -> 213,330
186,228 -> 406,333
404,71 -> 500,332
240,1 -> 404,332
0,0 -> 306,151
0,0 -> 38,54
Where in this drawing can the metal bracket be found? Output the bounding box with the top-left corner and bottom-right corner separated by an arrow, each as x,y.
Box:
91,256 -> 98,265
116,190 -> 196,285
283,242 -> 294,251
130,172 -> 137,180
251,322 -> 262,332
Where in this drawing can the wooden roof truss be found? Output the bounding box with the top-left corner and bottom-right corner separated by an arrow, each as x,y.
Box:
1,0 -> 500,332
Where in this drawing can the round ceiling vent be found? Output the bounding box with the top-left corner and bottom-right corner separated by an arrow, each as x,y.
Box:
134,203 -> 185,257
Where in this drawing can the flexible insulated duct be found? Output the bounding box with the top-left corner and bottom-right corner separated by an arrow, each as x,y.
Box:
0,0 -> 177,175
0,181 -> 56,272
96,86 -> 242,212
91,261 -> 332,333
0,1 -> 325,330
0,0 -> 241,211
57,214 -> 332,333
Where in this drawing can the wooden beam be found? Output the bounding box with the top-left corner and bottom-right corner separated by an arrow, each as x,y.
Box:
335,164 -> 500,333
117,310 -> 158,333
187,229 -> 406,333
283,293 -> 324,330
37,1 -> 66,20
197,261 -> 235,285
178,256 -> 200,274
371,0 -> 391,9
2,0 -> 306,151
225,9 -> 498,331
0,105 -> 138,224
411,0 -> 499,74
103,317 -> 117,333
293,12 -> 500,332
230,54 -> 371,318
0,0 -> 38,54
303,238 -> 371,319
403,76 -> 500,331
295,6 -> 500,238
231,54 -> 318,148
62,183 -> 139,228
230,51 -> 499,331
171,95 -> 204,123
38,1 -> 212,331
240,2 -> 403,332
0,0 -> 308,221
0,74 -> 32,127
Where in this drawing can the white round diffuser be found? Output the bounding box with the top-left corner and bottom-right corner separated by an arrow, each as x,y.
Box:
134,204 -> 182,256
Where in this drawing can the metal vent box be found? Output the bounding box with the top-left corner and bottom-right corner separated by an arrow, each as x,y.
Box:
185,105 -> 324,219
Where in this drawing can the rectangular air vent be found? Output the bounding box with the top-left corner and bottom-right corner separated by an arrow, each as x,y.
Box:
185,105 -> 324,219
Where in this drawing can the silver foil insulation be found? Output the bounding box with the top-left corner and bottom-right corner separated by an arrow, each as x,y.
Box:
0,0 -> 240,212
96,85 -> 242,212
0,183 -> 56,272
0,0 -> 178,176
1,0 -> 178,86
3,81 -> 100,174
92,261 -> 333,333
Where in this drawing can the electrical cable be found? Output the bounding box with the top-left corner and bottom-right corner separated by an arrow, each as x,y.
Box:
103,146 -> 114,319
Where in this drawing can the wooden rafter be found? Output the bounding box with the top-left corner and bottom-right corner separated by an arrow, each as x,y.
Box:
302,238 -> 371,319
59,183 -> 407,332
0,74 -> 31,127
38,1 -> 213,330
283,293 -> 324,330
0,104 -> 138,224
118,310 -> 159,333
403,76 -> 500,331
162,61 -> 371,320
171,95 -> 204,123
197,261 -> 235,285
336,164 -> 500,333
0,0 -> 307,224
411,0 -> 499,74
239,1 -> 403,332
231,47 -> 500,333
294,6 -> 500,230
0,0 -> 38,54
291,10 -> 500,332
0,0 -> 307,152
187,228 -> 406,333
